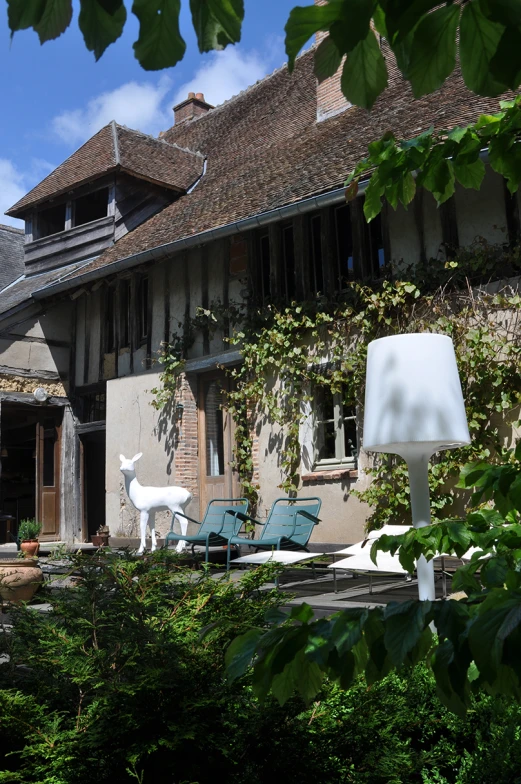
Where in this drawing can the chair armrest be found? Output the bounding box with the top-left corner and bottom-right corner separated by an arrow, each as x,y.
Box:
228,510 -> 263,525
295,510 -> 321,524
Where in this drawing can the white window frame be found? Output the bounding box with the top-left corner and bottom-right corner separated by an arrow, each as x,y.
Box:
299,383 -> 358,474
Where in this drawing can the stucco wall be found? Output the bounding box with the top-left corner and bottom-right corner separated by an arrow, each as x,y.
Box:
105,371 -> 198,539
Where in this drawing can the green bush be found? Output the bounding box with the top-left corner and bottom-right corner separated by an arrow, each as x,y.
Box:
17,519 -> 41,541
1,553 -> 521,784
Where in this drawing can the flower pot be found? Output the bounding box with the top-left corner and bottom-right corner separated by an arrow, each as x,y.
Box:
0,559 -> 43,603
91,533 -> 110,547
20,540 -> 39,558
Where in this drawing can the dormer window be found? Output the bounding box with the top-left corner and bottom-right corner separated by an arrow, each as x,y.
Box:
38,203 -> 66,238
74,188 -> 108,227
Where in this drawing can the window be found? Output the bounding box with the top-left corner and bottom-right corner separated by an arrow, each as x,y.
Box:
310,215 -> 324,295
137,276 -> 149,343
74,188 -> 108,227
334,205 -> 354,286
38,203 -> 66,238
367,211 -> 386,277
314,385 -> 358,468
205,381 -> 224,476
80,391 -> 106,423
119,279 -> 131,348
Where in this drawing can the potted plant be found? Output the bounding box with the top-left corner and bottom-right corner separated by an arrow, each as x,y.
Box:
91,525 -> 110,548
17,518 -> 41,558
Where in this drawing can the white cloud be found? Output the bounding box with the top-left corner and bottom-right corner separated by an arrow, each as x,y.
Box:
51,76 -> 173,146
50,42 -> 284,149
0,158 -> 57,227
0,159 -> 27,228
172,44 -> 283,109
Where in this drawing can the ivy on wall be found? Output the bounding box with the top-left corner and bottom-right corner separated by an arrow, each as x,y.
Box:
152,239 -> 521,525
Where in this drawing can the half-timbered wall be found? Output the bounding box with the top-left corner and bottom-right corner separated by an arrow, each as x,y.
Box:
71,167 -> 521,544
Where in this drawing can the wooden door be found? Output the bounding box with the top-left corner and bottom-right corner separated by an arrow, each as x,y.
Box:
198,373 -> 240,515
36,410 -> 62,540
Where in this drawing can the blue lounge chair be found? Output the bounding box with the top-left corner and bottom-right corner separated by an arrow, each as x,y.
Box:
164,498 -> 249,562
225,496 -> 321,570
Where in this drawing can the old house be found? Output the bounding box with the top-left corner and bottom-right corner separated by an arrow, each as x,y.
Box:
0,47 -> 518,547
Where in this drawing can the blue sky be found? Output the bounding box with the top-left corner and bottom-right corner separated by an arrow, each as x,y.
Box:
0,0 -> 298,227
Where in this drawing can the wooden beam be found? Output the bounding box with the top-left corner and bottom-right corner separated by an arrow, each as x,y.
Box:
320,207 -> 336,295
414,189 -> 427,264
504,180 -> 520,247
439,196 -> 459,257
269,223 -> 282,298
293,215 -> 309,300
76,421 -> 106,434
0,391 -> 68,406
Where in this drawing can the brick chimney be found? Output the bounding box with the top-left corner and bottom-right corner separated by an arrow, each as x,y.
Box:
173,92 -> 214,124
315,0 -> 351,122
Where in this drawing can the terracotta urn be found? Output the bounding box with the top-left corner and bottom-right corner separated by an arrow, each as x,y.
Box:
91,533 -> 110,547
0,559 -> 43,603
20,540 -> 40,558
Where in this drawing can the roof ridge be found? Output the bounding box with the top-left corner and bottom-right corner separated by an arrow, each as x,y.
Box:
0,223 -> 24,234
115,122 -> 203,158
162,45 -> 315,136
111,120 -> 120,166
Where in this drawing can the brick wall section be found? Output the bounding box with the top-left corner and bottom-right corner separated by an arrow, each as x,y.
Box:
315,0 -> 351,122
173,373 -> 199,503
174,93 -> 214,125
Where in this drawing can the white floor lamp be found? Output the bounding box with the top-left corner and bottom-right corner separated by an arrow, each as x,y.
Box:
363,334 -> 471,600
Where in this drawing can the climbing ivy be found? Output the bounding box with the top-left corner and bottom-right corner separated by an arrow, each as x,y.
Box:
152,239 -> 521,522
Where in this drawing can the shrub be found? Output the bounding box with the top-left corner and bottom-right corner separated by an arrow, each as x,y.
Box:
17,519 -> 41,541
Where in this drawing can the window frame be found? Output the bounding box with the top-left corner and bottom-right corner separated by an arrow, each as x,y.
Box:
312,384 -> 358,470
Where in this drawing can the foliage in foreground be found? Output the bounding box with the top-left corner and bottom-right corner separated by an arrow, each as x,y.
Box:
227,445 -> 521,717
2,551 -> 521,783
7,0 -> 521,111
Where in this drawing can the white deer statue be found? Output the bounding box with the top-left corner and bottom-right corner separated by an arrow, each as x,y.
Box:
119,453 -> 192,555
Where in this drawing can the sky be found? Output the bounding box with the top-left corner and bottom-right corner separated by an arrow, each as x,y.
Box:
0,0 -> 298,227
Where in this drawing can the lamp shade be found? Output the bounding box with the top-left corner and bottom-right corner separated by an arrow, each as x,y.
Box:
363,333 -> 470,459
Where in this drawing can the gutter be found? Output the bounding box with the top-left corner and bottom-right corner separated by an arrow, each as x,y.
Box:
33,181 -> 368,300
31,146 -> 493,301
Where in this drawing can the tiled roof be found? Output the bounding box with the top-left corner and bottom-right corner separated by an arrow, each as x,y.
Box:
55,45 -> 513,284
6,123 -> 204,217
0,224 -> 24,291
0,259 -> 92,318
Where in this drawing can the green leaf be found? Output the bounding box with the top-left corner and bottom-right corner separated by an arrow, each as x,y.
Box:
132,0 -> 186,71
225,627 -> 263,681
329,0 -> 374,55
7,0 -> 45,33
383,600 -> 430,666
408,5 -> 460,98
341,29 -> 388,110
515,440 -> 521,462
79,0 -> 126,60
384,0 -> 440,43
460,0 -> 505,96
314,35 -> 343,84
490,25 -> 521,90
190,0 -> 244,53
289,602 -> 315,623
431,639 -> 471,716
422,157 -> 455,204
22,0 -> 73,42
398,170 -> 416,206
363,173 -> 384,221
285,1 -> 344,71
488,133 -> 521,193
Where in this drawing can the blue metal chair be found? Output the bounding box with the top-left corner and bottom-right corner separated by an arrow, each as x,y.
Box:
225,496 -> 321,570
164,498 -> 249,563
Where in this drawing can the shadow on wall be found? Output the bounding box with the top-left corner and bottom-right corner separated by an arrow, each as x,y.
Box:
155,396 -> 178,476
